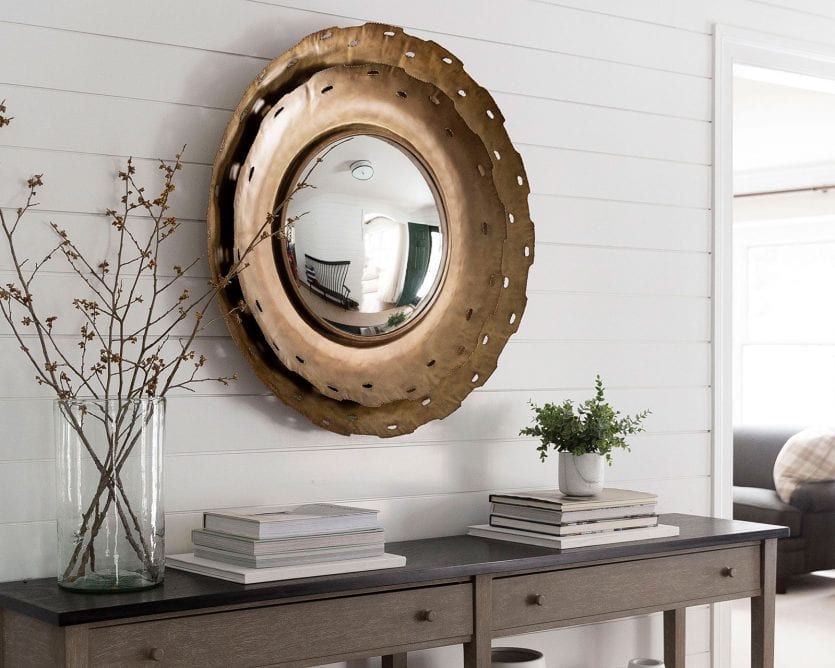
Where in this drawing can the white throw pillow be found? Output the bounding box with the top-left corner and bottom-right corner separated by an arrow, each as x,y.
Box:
773,427 -> 835,504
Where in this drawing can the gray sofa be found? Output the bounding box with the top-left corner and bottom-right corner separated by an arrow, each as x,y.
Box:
733,426 -> 835,592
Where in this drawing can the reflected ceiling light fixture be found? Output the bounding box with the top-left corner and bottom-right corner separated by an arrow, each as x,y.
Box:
350,159 -> 374,181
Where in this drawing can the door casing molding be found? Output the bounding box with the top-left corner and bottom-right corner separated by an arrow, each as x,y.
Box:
713,24 -> 835,668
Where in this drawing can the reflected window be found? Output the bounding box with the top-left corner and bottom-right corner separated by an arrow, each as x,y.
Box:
733,216 -> 835,424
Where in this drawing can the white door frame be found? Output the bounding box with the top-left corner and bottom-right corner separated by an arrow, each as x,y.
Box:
713,24 -> 835,668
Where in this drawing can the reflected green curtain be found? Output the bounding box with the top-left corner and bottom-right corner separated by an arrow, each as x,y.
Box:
396,223 -> 434,307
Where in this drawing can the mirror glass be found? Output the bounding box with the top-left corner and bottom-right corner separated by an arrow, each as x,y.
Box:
280,135 -> 446,338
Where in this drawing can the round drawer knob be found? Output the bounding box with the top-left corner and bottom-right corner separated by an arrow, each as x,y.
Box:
150,647 -> 165,661
534,594 -> 545,606
421,609 -> 437,621
721,567 -> 736,578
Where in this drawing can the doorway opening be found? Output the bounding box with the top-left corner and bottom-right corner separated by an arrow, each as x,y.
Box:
732,65 -> 835,426
715,28 -> 835,668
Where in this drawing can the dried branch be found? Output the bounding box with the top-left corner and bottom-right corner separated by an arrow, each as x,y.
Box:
0,102 -> 313,581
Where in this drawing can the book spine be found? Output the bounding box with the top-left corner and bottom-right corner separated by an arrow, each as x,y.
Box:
488,494 -> 657,511
490,514 -> 658,536
468,523 -> 679,549
489,501 -> 657,519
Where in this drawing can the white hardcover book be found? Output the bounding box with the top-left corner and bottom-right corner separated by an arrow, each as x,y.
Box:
191,528 -> 385,556
489,488 -> 657,511
193,543 -> 384,569
467,523 -> 680,549
489,514 -> 658,536
166,552 -> 407,584
490,501 -> 657,524
203,503 -> 380,540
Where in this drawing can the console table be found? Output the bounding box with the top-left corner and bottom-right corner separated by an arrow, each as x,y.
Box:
0,514 -> 787,667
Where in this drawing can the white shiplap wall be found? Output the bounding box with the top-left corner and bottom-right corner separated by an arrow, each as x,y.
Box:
1,1 -> 833,666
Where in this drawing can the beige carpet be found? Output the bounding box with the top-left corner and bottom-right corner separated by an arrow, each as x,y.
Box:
731,570 -> 835,666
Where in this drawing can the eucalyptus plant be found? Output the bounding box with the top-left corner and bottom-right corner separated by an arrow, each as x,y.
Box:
520,375 -> 650,465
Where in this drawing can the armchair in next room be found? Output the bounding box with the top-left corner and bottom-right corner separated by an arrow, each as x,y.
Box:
733,425 -> 835,593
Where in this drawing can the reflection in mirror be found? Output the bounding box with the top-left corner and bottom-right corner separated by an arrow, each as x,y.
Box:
281,135 -> 446,338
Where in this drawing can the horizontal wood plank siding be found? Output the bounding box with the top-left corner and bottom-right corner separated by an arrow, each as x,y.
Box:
0,386 -> 710,461
3,0 -> 832,664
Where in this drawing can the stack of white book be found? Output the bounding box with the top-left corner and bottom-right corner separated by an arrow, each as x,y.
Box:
167,503 -> 406,583
468,488 -> 679,549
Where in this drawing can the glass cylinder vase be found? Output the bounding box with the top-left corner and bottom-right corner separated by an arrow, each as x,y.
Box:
55,397 -> 165,592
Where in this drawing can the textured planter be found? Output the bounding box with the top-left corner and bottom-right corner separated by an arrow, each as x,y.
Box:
558,452 -> 605,496
55,397 -> 165,592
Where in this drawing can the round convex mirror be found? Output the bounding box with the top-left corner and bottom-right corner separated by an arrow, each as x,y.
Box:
279,135 -> 446,339
208,23 -> 535,436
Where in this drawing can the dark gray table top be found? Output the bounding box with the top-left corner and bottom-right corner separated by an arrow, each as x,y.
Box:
0,514 -> 787,626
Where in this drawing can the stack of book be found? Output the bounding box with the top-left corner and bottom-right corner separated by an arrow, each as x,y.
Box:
167,503 -> 406,583
468,488 -> 679,549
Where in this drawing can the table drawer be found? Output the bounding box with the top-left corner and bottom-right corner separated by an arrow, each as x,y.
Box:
492,546 -> 760,632
89,583 -> 472,666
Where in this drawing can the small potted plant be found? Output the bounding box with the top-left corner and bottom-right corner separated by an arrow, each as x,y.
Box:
386,310 -> 407,328
519,375 -> 650,496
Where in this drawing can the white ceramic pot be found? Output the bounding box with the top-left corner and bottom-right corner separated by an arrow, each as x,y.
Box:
491,647 -> 546,667
558,452 -> 605,496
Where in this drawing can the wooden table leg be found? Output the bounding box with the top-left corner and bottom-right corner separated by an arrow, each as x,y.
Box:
463,574 -> 492,668
382,653 -> 407,668
663,608 -> 686,668
63,625 -> 89,667
751,538 -> 777,668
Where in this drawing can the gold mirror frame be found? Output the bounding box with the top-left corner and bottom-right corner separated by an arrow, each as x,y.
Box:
208,23 -> 534,437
